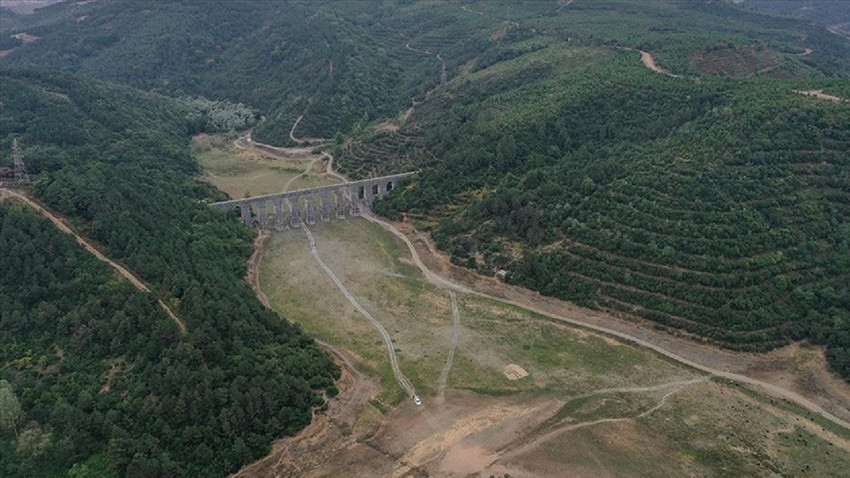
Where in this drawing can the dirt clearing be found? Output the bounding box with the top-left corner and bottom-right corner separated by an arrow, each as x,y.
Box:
503,364 -> 529,380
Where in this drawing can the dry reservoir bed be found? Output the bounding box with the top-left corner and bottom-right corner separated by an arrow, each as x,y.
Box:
194,133 -> 850,476
251,218 -> 850,477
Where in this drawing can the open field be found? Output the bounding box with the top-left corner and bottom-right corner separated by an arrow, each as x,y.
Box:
191,134 -> 338,199
186,132 -> 850,476
250,217 -> 850,477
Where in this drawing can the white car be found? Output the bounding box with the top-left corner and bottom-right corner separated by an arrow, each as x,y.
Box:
413,395 -> 422,406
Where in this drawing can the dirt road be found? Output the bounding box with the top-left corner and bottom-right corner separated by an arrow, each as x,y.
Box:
500,376 -> 712,461
289,103 -> 330,145
362,213 -> 850,430
301,223 -> 417,399
436,290 -> 461,396
794,89 -> 848,103
1,188 -> 187,334
294,148 -> 850,430
230,152 -> 850,475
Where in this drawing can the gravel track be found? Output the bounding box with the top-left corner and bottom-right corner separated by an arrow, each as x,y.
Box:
301,223 -> 416,398
362,212 -> 850,431
436,290 -> 461,396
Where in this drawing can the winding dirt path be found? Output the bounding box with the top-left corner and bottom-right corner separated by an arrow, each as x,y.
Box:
289,113 -> 305,143
500,376 -> 710,462
301,223 -> 417,398
313,152 -> 850,430
556,0 -> 576,13
282,155 -> 319,193
289,102 -> 330,145
325,152 -> 348,182
360,212 -> 850,431
436,290 -> 462,396
1,188 -> 187,334
246,231 -> 271,308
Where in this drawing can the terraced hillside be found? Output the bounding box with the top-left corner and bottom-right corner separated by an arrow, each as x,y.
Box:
363,40 -> 850,377
2,1 -> 850,475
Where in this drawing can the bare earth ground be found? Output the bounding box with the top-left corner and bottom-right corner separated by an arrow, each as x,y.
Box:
238,218 -> 850,477
209,134 -> 850,477
793,89 -> 849,103
638,50 -> 681,78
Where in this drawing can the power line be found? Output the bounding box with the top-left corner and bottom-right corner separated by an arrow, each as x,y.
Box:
12,138 -> 30,185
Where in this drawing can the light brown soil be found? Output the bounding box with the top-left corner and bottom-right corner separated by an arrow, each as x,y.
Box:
13,32 -> 41,43
1,189 -> 187,333
225,141 -> 850,477
234,220 -> 383,478
794,89 -> 848,103
246,231 -> 270,307
638,50 -> 680,78
503,363 -> 529,380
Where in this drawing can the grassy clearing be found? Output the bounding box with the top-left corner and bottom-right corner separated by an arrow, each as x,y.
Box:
642,381 -> 850,477
261,217 -> 696,403
260,219 -> 452,404
191,133 -> 325,198
504,379 -> 850,477
455,295 -> 696,394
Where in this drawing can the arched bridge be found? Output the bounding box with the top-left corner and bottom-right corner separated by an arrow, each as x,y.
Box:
209,172 -> 414,230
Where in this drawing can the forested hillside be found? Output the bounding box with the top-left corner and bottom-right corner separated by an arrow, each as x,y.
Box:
356,38 -> 850,377
3,0 -> 848,144
0,69 -> 338,477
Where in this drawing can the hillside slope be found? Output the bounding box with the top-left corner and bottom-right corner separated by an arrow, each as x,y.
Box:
4,0 -> 848,379
0,69 -> 338,477
2,0 -> 848,143
352,40 -> 850,377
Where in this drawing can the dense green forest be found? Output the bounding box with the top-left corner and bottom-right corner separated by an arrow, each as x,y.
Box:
3,1 -> 847,144
0,69 -> 338,477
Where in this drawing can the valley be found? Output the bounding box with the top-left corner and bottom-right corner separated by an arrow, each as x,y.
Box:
200,133 -> 850,477
2,1 -> 849,476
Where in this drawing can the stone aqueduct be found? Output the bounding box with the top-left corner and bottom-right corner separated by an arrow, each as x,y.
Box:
209,173 -> 415,230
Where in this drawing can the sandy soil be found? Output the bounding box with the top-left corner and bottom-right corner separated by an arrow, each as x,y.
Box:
638,50 -> 681,78
13,32 -> 41,43
503,364 -> 529,380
